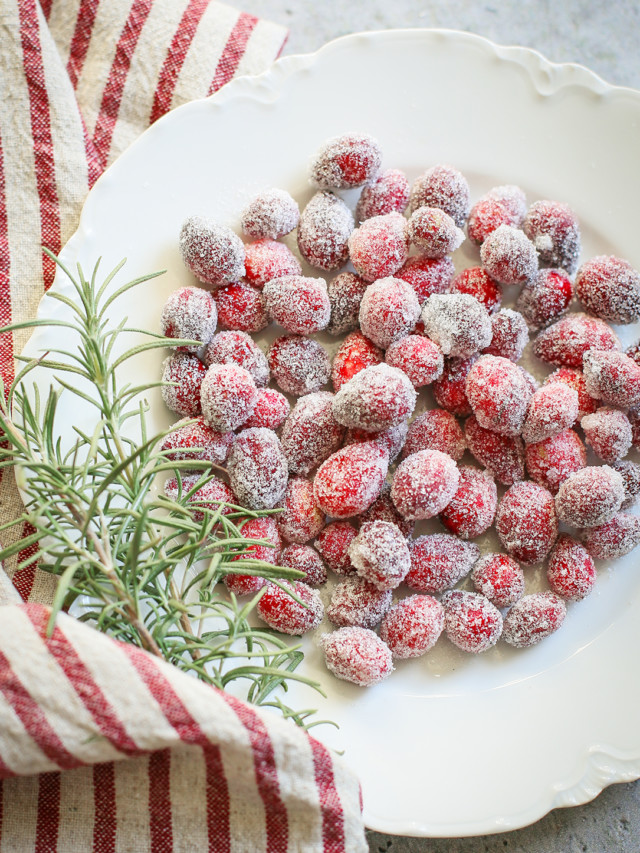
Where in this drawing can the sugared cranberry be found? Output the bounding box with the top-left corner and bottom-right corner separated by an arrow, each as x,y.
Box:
582,350 -> 640,409
402,409 -> 466,461
482,308 -> 529,362
243,388 -> 290,430
450,267 -> 502,313
516,268 -> 573,330
314,521 -> 357,575
433,356 -> 477,416
263,275 -> 331,334
355,168 -> 410,221
441,590 -> 503,654
495,481 -> 558,564
332,364 -> 416,432
200,363 -> 257,432
502,592 -> 566,648
280,392 -> 345,476
440,466 -> 497,540
325,272 -> 368,336
164,473 -> 236,522
279,544 -> 327,588
407,207 -> 464,258
546,535 -> 596,601
544,367 -> 597,419
522,200 -> 581,274
348,212 -> 409,282
465,355 -> 534,436
331,330 -> 383,392
240,188 -> 299,240
310,133 -> 382,189
345,422 -> 408,464
391,449 -> 460,520
379,595 -> 445,659
580,513 -> 640,560
574,255 -> 640,324
327,575 -> 392,629
555,465 -> 625,528
525,429 -> 587,493
464,415 -> 525,485
359,277 -> 420,350
314,442 -> 389,519
297,191 -> 354,270
243,239 -> 301,289
471,553 -> 525,608
521,382 -> 579,444
204,330 -> 269,387
161,416 -> 234,465
161,352 -> 207,417
227,428 -> 288,510
611,460 -> 640,509
359,482 -> 414,538
408,164 -> 470,227
467,185 -> 526,244
480,225 -> 538,285
348,521 -> 411,591
268,335 -> 331,396
276,477 -> 325,544
225,516 -> 281,596
320,627 -> 393,687
421,294 -> 492,359
385,335 -> 444,388
532,312 -> 620,368
405,534 -> 479,594
257,581 -> 323,635
215,282 -> 269,333
580,408 -> 632,463
179,215 -> 245,286
161,286 -> 217,352
394,255 -> 455,304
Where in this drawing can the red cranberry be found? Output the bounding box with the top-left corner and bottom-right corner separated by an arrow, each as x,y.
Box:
320,627 -> 393,687
359,277 -> 421,350
516,268 -> 573,330
356,168 -> 410,221
441,590 -> 503,654
348,212 -> 409,282
280,391 -> 345,476
179,215 -> 245,286
502,592 -> 566,648
314,442 -> 389,519
546,535 -> 596,601
297,191 -> 354,271
310,133 -> 382,189
257,581 -> 323,635
161,286 -> 217,352
379,595 -> 445,659
471,553 -> 525,608
464,415 -> 525,485
161,352 -> 207,417
480,225 -> 538,285
240,188 -> 299,240
331,330 -> 383,392
215,282 -> 269,334
263,275 -> 331,334
555,465 -> 625,528
408,164 -> 470,227
440,466 -> 497,540
495,481 -> 558,564
268,335 -> 331,396
227,428 -> 289,510
450,267 -> 502,313
525,429 -> 587,494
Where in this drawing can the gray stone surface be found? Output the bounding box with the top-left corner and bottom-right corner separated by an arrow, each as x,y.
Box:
238,2 -> 640,849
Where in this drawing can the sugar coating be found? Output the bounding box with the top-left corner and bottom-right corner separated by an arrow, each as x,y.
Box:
226,427 -> 289,510
268,335 -> 331,396
161,416 -> 234,465
332,363 -> 417,432
360,482 -> 414,538
555,465 -> 625,528
164,473 -> 236,522
467,185 -> 526,245
546,535 -> 596,602
161,286 -> 217,352
611,460 -> 640,509
379,595 -> 444,659
483,308 -> 529,362
580,407 -> 633,463
310,133 -> 382,190
407,207 -> 464,259
276,477 -> 325,544
314,441 -> 389,519
408,164 -> 471,227
204,330 -> 269,387
406,533 -> 479,593
348,520 -> 411,591
630,407 -> 640,451
356,168 -> 410,222
402,409 -> 466,461
240,188 -> 300,240
525,429 -> 587,494
243,240 -> 301,289
327,576 -> 392,629
391,449 -> 460,521
502,592 -> 566,648
521,382 -> 579,445
516,268 -> 573,330
263,275 -> 331,334
225,516 -> 280,596
200,363 -> 257,432
215,282 -> 269,333
394,255 -> 455,305
440,465 -> 497,540
257,581 -> 324,635
533,312 -> 621,368
325,272 -> 368,336
522,200 -> 581,275
279,544 -> 327,588
331,330 -> 383,391
495,481 -> 558,564
314,521 -> 358,575
433,356 -> 477,416
385,335 -> 444,388
471,553 -> 525,609
179,215 -> 245,286
345,421 -> 408,464
280,391 -> 345,476
465,355 -> 534,436
580,513 -> 640,560
441,590 -> 503,654
582,350 -> 640,409
320,627 -> 394,687
348,212 -> 409,282
480,225 -> 538,285
421,293 -> 492,358
161,352 -> 207,417
545,367 -> 597,419
243,388 -> 290,430
465,415 -> 525,485
450,267 -> 502,314
574,255 -> 640,324
359,277 -> 421,350
297,191 -> 354,270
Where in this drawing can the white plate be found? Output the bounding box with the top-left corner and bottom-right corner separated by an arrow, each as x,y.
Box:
21,30 -> 640,837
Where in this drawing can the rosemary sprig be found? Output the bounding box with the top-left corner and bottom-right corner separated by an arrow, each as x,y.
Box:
0,252 -> 325,727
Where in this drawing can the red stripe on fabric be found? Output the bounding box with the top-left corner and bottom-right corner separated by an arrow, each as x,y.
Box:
149,0 -> 210,125
203,745 -> 230,853
39,0 -> 54,21
35,772 -> 60,853
0,778 -> 3,843
66,0 -> 101,89
148,750 -> 173,853
18,0 -> 61,290
0,134 -> 14,394
93,762 -> 116,853
91,0 -> 153,171
11,523 -> 39,602
0,645 -> 81,770
310,738 -> 345,853
208,12 -> 258,94
26,605 -> 139,755
219,693 -> 288,853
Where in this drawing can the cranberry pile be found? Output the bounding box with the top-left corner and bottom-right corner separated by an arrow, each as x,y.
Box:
161,132 -> 640,688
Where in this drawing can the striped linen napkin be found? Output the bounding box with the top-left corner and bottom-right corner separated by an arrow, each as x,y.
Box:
0,2 -> 367,850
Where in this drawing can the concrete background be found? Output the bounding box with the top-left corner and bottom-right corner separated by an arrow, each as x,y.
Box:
238,2 -> 640,850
